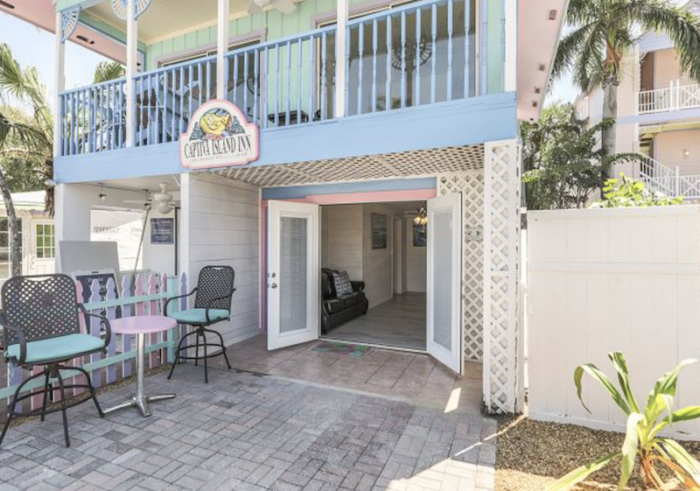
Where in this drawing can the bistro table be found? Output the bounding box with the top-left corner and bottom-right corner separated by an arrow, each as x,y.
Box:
104,315 -> 176,417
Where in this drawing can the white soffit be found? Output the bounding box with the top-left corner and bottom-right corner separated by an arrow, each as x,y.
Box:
517,0 -> 568,122
211,145 -> 485,188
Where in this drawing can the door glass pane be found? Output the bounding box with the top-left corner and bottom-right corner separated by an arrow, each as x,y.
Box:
280,216 -> 308,334
432,211 -> 452,350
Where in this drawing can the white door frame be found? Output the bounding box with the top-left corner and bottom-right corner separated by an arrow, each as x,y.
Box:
267,200 -> 320,350
426,193 -> 463,374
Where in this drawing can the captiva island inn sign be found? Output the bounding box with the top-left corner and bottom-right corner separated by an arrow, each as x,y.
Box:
180,100 -> 260,169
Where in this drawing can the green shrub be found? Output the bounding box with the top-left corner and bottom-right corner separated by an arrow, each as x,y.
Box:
592,174 -> 684,208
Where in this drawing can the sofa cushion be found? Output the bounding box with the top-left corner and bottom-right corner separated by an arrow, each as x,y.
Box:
325,299 -> 345,314
333,271 -> 353,295
339,292 -> 365,308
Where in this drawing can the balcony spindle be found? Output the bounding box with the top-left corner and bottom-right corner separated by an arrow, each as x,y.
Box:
345,26 -> 351,116
179,67 -> 185,134
372,20 -> 378,113
386,16 -> 392,111
254,51 -> 260,125
163,71 -> 170,144
447,0 -> 454,101
198,63 -> 203,108
431,4 -> 437,104
275,46 -> 280,126
309,36 -> 315,120
297,40 -> 302,125
286,41 -> 291,125
465,0 -> 471,98
171,74 -> 177,139
108,84 -> 114,150
400,12 -> 406,108
415,8 -> 422,106
188,65 -> 194,121
241,54 -> 248,117
358,24 -> 364,115
233,54 -> 239,106
321,32 -> 327,121
263,47 -> 269,129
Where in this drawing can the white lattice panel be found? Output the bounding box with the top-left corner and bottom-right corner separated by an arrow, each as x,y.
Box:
483,140 -> 521,414
438,172 -> 484,363
215,145 -> 485,187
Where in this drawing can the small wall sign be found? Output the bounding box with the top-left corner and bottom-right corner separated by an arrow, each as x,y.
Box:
180,99 -> 259,170
151,218 -> 174,245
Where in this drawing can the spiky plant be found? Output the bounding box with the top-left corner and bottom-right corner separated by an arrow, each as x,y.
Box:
547,352 -> 700,490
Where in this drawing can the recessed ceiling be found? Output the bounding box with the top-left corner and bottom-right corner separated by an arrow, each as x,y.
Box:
86,0 -> 252,44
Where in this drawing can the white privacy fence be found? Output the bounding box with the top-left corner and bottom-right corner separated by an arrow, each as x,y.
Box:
527,206 -> 700,439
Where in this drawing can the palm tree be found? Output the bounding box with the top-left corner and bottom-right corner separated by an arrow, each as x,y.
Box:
0,42 -> 125,278
552,0 -> 700,177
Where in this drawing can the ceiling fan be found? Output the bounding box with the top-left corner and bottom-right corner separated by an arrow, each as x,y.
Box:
248,0 -> 295,15
123,183 -> 178,214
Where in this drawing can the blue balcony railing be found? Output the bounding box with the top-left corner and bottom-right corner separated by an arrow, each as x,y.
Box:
58,0 -> 484,158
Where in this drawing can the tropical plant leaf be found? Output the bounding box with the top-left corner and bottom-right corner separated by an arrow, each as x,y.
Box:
619,412 -> 643,489
575,363 -> 630,415
544,452 -> 621,491
657,438 -> 700,486
647,359 -> 698,408
664,406 -> 700,425
609,351 -> 640,413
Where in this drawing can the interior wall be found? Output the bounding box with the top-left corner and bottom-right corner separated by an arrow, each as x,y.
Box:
321,205 -> 363,280
142,208 -> 178,275
405,218 -> 427,292
361,204 -> 395,308
187,173 -> 260,346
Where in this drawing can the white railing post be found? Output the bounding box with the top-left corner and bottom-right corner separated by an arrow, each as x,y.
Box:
217,0 -> 229,100
503,0 -> 517,92
54,12 -> 66,158
676,166 -> 681,196
335,0 -> 349,118
125,0 -> 138,148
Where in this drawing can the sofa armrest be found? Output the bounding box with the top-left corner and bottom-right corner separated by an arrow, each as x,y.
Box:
351,281 -> 365,293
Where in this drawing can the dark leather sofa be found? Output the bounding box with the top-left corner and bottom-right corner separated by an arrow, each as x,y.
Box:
321,268 -> 369,334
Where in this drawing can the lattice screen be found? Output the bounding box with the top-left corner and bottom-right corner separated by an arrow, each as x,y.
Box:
438,172 -> 484,364
483,140 -> 521,414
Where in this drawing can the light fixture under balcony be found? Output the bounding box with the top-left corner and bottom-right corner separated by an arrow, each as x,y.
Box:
413,207 -> 428,226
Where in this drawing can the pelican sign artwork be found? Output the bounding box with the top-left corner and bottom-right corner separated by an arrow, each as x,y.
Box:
180,100 -> 259,169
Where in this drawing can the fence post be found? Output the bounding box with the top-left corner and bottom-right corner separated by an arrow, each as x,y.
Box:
121,275 -> 133,378
164,274 -> 178,364
179,272 -> 189,360
148,274 -> 159,368
89,280 -> 103,388
105,278 -> 118,384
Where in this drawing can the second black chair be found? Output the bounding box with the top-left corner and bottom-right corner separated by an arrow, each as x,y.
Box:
166,266 -> 235,383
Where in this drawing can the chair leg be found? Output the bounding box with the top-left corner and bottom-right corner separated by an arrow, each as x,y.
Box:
168,330 -> 188,380
194,331 -> 201,367
54,367 -> 71,447
0,367 -> 47,448
202,330 -> 209,384
207,328 -> 232,370
73,366 -> 104,418
40,371 -> 51,422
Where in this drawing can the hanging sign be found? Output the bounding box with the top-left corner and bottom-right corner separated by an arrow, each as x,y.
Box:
180,99 -> 259,170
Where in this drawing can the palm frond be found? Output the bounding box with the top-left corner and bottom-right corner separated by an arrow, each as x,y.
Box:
93,61 -> 126,84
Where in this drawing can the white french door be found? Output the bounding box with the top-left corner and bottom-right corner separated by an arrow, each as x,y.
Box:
267,200 -> 320,350
426,194 -> 463,374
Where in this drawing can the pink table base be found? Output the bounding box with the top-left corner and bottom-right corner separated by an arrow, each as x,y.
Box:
104,315 -> 176,417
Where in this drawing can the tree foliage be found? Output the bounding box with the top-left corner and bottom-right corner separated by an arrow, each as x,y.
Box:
592,174 -> 685,208
521,104 -> 641,210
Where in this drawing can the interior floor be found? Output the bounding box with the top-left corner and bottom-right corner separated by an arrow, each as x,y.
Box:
324,292 -> 427,351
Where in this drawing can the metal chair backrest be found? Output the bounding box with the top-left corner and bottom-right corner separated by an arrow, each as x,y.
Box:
194,266 -> 235,312
1,274 -> 80,345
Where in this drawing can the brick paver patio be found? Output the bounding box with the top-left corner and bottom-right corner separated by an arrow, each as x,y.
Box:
0,361 -> 496,491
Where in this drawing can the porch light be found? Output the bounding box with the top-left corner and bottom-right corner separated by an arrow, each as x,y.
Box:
413,207 -> 428,226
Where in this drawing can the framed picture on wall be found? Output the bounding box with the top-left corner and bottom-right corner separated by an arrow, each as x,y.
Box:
413,223 -> 427,247
371,213 -> 387,249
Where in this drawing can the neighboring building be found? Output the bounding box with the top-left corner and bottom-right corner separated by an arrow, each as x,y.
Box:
0,191 -> 55,282
0,0 -> 565,414
575,0 -> 700,199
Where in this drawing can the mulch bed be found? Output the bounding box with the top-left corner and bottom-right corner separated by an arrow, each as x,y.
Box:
495,416 -> 700,491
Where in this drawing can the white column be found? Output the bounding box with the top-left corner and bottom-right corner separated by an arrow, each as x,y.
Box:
217,0 -> 230,100
483,139 -> 521,414
503,0 -> 517,92
54,13 -> 66,157
334,0 -> 349,118
125,0 -> 138,147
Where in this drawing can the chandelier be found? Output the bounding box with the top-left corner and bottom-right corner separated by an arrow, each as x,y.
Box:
413,207 -> 428,226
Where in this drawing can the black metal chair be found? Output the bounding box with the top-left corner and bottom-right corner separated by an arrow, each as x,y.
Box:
0,274 -> 110,448
165,266 -> 235,383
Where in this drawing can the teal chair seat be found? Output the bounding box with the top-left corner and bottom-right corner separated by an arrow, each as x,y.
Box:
5,333 -> 105,365
170,308 -> 229,325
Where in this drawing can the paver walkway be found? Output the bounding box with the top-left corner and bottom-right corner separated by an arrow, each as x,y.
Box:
0,364 -> 496,491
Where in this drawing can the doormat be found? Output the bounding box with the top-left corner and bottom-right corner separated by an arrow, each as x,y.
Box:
313,341 -> 371,357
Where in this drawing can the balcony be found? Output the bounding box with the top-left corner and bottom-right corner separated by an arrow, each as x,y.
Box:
58,0 -> 489,158
639,155 -> 700,199
637,81 -> 700,115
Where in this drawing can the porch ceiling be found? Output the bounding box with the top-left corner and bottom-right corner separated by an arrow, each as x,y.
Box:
209,144 -> 485,188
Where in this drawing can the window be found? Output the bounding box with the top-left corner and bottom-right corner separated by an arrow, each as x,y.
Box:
35,223 -> 55,259
0,218 -> 22,280
159,39 -> 261,68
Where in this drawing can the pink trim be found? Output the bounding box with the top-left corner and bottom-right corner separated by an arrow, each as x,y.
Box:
286,189 -> 437,205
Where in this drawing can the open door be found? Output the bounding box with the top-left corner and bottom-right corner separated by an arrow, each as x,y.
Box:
426,194 -> 462,374
267,200 -> 320,350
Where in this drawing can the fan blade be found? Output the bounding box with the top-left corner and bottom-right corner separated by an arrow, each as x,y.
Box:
248,0 -> 263,14
272,0 -> 295,14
